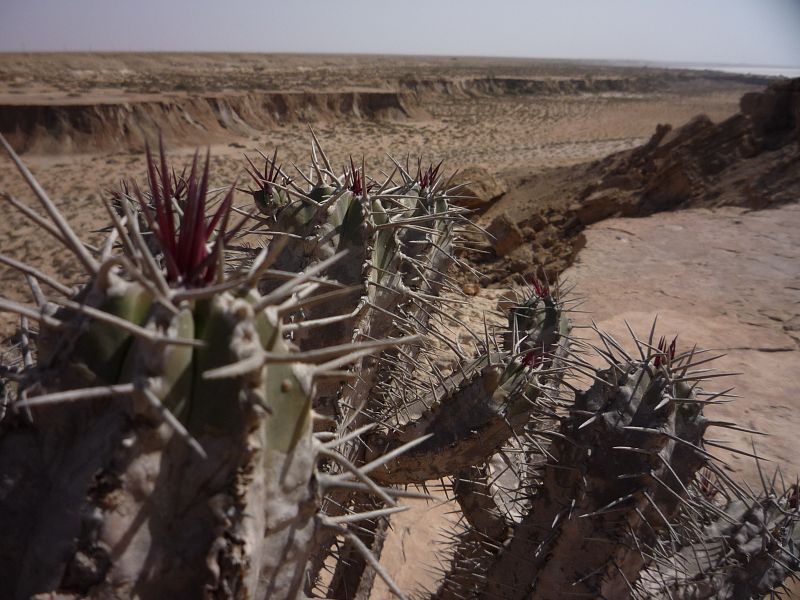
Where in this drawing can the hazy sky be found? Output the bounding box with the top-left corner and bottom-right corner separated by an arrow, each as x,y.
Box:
1,0 -> 798,66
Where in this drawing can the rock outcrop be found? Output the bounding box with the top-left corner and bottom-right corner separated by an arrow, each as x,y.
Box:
572,78 -> 800,225
473,78 -> 800,288
450,166 -> 508,209
0,90 -> 422,153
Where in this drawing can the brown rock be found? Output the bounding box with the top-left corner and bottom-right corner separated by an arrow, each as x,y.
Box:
644,123 -> 673,149
641,164 -> 693,212
462,282 -> 480,296
486,211 -> 523,256
529,211 -> 548,232
651,114 -> 715,158
574,190 -> 639,226
509,258 -> 528,273
740,79 -> 799,138
450,166 -> 508,208
597,173 -> 641,191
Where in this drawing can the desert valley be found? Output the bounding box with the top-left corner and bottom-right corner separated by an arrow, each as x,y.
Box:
1,53 -> 798,598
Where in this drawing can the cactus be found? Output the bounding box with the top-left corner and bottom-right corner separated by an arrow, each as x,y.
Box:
0,136 -> 413,599
0,131 -> 797,600
638,478 -> 800,599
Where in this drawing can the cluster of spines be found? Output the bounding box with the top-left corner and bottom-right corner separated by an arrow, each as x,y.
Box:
239,137 -> 478,597
638,471 -> 800,598
430,321 -> 798,600
0,133 -> 440,599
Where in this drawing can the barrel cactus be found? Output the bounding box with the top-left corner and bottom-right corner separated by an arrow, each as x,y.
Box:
0,132 -> 796,600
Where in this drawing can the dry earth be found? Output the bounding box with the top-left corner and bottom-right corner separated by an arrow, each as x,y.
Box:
0,53 -> 798,597
0,54 -> 766,333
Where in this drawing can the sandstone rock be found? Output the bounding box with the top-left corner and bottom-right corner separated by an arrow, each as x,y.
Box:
641,164 -> 693,212
573,190 -> 639,226
596,173 -> 641,191
450,166 -> 508,208
486,211 -> 523,256
646,122 -> 672,147
740,79 -> 799,139
654,114 -> 714,154
462,282 -> 480,296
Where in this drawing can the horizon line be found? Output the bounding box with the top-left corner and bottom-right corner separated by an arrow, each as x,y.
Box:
0,49 -> 798,71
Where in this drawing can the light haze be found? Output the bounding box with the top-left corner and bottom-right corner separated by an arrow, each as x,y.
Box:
0,0 -> 798,67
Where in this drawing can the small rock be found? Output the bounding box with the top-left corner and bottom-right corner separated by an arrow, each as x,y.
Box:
486,212 -> 523,257
450,166 -> 508,208
575,190 -> 639,226
509,258 -> 528,273
462,282 -> 480,296
536,228 -> 557,248
529,212 -> 548,231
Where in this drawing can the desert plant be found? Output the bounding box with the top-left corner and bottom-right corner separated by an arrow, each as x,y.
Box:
0,132 -> 797,600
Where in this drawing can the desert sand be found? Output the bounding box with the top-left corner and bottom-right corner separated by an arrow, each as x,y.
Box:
1,53 -> 797,597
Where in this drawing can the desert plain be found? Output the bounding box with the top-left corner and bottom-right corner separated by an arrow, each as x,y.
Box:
0,53 -> 798,597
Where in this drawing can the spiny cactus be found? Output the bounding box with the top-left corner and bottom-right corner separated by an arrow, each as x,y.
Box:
432,327 -> 797,600
0,135 -> 418,599
0,131 -> 797,600
639,478 -> 800,599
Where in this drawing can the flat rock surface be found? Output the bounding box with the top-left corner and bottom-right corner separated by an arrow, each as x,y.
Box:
562,203 -> 800,485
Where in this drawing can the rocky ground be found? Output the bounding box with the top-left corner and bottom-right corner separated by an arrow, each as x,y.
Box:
470,78 -> 800,286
